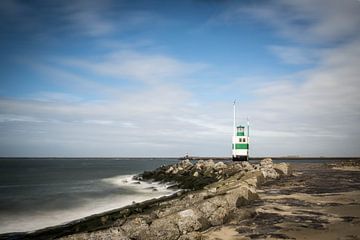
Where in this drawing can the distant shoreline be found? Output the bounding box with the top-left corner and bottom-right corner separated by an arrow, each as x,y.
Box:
179,156 -> 360,161
0,156 -> 359,160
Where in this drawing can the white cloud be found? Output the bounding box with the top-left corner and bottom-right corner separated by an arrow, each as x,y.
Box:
268,45 -> 318,65
217,0 -> 360,44
60,51 -> 207,84
0,87 -> 232,157
210,0 -> 360,156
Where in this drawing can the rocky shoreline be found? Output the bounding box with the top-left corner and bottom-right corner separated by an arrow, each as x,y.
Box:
2,159 -> 359,240
0,158 -> 292,240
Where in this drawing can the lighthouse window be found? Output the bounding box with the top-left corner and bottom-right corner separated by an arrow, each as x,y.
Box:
243,138 -> 246,142
239,138 -> 242,142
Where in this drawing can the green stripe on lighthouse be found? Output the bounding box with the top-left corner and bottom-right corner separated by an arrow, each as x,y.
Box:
236,132 -> 245,136
234,143 -> 249,149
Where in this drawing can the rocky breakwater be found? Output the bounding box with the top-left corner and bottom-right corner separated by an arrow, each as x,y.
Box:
57,158 -> 292,240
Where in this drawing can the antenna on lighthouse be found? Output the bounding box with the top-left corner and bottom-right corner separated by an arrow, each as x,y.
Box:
233,100 -> 236,137
247,117 -> 250,158
247,117 -> 250,137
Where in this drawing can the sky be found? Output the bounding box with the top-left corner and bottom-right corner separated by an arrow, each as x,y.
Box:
0,0 -> 359,157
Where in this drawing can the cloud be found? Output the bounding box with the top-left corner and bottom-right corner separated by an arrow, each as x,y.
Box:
0,0 -> 160,38
217,0 -> 360,44
0,84 -> 232,157
268,45 -> 318,65
242,39 -> 360,156
210,0 -> 360,156
59,51 -> 208,84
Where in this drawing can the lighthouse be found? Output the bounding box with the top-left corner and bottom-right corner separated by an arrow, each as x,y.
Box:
232,101 -> 249,161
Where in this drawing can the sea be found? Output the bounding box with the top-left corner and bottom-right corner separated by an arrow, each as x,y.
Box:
0,157 -> 341,234
0,158 -> 179,234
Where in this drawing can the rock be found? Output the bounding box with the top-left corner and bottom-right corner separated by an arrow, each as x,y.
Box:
259,158 -> 279,179
260,158 -> 273,166
179,159 -> 193,170
274,163 -> 292,176
235,187 -> 259,207
166,166 -> 174,174
60,228 -> 130,240
193,171 -> 199,177
242,171 -> 265,187
178,232 -> 203,240
146,216 -> 181,240
261,168 -> 279,179
121,217 -> 149,239
197,195 -> 230,226
132,181 -> 141,184
214,161 -> 227,170
176,209 -> 203,233
240,161 -> 254,171
225,184 -> 259,208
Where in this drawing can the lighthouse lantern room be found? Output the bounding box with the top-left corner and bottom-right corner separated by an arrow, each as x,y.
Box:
232,101 -> 249,161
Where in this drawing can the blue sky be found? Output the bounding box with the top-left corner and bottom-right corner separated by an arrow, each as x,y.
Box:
0,0 -> 359,157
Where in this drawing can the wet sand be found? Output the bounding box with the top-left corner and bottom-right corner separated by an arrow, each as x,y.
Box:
203,162 -> 360,240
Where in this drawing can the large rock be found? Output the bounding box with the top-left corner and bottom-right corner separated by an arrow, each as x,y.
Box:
240,161 -> 254,171
260,158 -> 273,167
259,158 -> 280,179
225,184 -> 259,208
214,161 -> 227,170
146,217 -> 181,240
178,232 -> 203,240
120,217 -> 149,239
273,163 -> 292,176
60,228 -> 129,240
176,209 -> 204,234
242,171 -> 265,187
197,196 -> 229,226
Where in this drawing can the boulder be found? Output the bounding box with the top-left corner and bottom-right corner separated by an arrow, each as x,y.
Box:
197,195 -> 230,226
178,232 -> 203,240
60,228 -> 129,240
176,209 -> 203,234
273,163 -> 292,176
240,161 -> 254,171
179,159 -> 193,170
259,158 -> 279,179
242,171 -> 265,187
261,168 -> 279,179
260,158 -> 273,167
165,166 -> 174,174
146,217 -> 180,240
121,217 -> 149,239
225,184 -> 259,208
214,161 -> 227,170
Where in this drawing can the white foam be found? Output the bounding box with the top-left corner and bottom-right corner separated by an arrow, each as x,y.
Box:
0,174 -> 177,234
102,174 -> 175,194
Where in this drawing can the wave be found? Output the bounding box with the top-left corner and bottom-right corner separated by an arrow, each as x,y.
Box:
0,174 -> 177,234
101,174 -> 175,194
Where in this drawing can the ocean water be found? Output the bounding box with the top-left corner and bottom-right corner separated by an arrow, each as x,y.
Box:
0,158 -> 178,234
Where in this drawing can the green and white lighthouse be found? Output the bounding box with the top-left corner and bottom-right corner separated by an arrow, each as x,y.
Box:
232,101 -> 250,161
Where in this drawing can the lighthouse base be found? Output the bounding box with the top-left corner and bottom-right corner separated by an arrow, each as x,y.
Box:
232,155 -> 248,161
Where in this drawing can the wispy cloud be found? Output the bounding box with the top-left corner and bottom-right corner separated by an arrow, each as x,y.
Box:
210,0 -> 360,156
1,0 -> 359,157
268,46 -> 318,65
218,0 -> 360,44
59,50 -> 208,84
